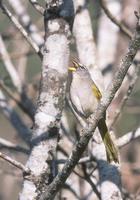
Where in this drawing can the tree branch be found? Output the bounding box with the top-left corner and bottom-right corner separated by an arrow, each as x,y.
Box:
0,34 -> 35,120
64,183 -> 81,200
0,0 -> 42,58
82,164 -> 101,199
99,0 -> 132,38
19,0 -> 73,199
7,0 -> 44,47
110,62 -> 140,128
117,128 -> 140,148
0,79 -> 34,121
0,34 -> 22,92
29,0 -> 45,15
0,151 -> 30,173
0,90 -> 31,144
0,137 -> 29,154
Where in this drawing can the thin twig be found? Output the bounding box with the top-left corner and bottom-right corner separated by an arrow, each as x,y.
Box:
0,151 -> 30,173
0,137 -> 30,154
110,63 -> 140,128
8,0 -> 44,47
0,79 -> 22,103
57,145 -> 69,157
0,90 -> 31,144
64,183 -> 81,200
0,34 -> 22,92
79,156 -> 95,164
0,80 -> 34,120
0,35 -> 35,119
82,164 -> 101,199
117,128 -> 140,148
29,0 -> 45,15
73,168 -> 85,179
0,1 -> 42,58
99,0 -> 132,38
54,156 -> 95,165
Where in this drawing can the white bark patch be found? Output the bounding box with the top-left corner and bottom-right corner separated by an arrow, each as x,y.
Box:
26,144 -> 49,175
35,112 -> 55,130
43,34 -> 68,74
19,180 -> 37,200
39,91 -> 58,115
101,181 -> 122,200
74,0 -> 85,9
48,21 -> 60,32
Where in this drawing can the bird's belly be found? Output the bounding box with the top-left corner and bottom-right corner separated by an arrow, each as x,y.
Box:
76,84 -> 98,117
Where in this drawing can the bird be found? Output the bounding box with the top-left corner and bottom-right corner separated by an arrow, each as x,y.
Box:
69,60 -> 119,163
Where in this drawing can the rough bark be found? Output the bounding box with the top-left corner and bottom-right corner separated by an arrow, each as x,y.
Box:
19,0 -> 72,199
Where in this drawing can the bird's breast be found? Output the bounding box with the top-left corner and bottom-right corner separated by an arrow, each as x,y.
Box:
70,77 -> 98,117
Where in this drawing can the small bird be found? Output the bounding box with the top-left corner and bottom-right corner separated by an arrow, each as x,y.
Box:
69,60 -> 119,163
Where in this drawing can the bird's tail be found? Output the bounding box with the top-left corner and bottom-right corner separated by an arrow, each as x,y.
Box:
98,118 -> 119,163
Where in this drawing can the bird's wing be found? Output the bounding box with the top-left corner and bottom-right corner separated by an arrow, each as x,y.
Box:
91,84 -> 102,101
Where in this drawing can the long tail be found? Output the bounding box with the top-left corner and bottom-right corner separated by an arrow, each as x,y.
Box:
98,118 -> 119,163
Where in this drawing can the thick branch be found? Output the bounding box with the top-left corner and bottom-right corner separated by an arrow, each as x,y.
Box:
19,1 -> 72,199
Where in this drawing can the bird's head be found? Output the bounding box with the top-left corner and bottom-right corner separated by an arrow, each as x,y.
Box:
69,60 -> 88,74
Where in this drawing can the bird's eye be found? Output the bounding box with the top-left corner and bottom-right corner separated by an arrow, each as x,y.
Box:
79,65 -> 86,70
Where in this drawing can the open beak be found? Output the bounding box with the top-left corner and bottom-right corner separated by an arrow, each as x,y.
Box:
68,60 -> 79,72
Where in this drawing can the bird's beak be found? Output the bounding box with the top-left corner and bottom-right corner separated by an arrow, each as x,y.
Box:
68,67 -> 76,72
68,60 -> 79,72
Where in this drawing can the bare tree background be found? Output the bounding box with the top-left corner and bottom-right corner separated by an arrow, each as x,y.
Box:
0,0 -> 140,199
